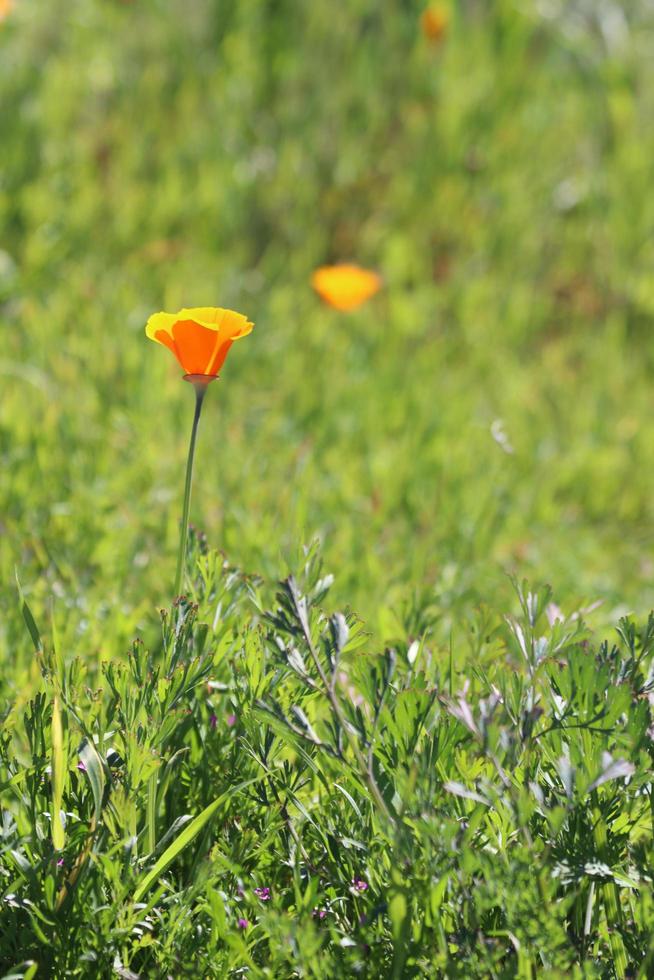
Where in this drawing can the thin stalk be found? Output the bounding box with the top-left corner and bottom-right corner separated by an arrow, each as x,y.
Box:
174,383 -> 206,598
294,603 -> 395,826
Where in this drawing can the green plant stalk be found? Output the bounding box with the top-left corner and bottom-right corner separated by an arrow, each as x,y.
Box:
296,608 -> 394,826
593,806 -> 627,979
602,880 -> 627,979
174,382 -> 207,598
147,771 -> 158,855
51,692 -> 65,851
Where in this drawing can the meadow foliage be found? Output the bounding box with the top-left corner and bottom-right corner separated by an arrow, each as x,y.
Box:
2,1 -> 654,976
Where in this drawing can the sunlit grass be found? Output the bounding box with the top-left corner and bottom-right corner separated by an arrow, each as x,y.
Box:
2,0 -> 654,975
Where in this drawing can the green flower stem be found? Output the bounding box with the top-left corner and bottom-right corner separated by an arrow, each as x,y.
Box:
174,380 -> 208,598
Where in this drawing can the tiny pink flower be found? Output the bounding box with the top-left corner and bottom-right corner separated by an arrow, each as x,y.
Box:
237,917 -> 249,929
312,907 -> 327,920
226,713 -> 237,727
351,877 -> 368,893
254,886 -> 271,901
209,714 -> 218,730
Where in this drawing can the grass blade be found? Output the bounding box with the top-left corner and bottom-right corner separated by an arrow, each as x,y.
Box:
132,778 -> 257,903
51,694 -> 65,851
15,571 -> 42,655
79,739 -> 106,825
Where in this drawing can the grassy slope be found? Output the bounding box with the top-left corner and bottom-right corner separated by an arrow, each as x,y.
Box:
2,1 -> 654,976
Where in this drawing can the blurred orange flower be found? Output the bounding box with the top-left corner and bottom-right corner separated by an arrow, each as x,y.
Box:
0,0 -> 13,21
146,307 -> 253,378
421,4 -> 449,43
311,264 -> 382,312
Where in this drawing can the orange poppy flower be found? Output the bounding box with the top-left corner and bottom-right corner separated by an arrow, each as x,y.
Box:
311,264 -> 382,312
146,307 -> 253,378
0,0 -> 13,21
421,4 -> 449,43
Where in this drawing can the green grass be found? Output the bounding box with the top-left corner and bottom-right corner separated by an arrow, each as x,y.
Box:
3,0 -> 654,975
4,550 -> 654,976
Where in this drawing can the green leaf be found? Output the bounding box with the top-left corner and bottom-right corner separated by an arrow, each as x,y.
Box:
389,889 -> 410,979
51,694 -> 65,851
15,572 -> 42,655
79,739 -> 106,825
1,961 -> 39,980
132,778 -> 258,903
388,891 -> 407,942
333,782 -> 363,821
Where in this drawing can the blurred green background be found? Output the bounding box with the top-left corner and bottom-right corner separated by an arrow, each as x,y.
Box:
2,0 -> 654,664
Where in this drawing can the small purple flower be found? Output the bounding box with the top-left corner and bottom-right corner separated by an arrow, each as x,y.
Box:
351,877 -> 368,893
57,858 -> 64,867
312,907 -> 327,920
226,713 -> 237,727
254,886 -> 271,901
237,917 -> 249,929
77,761 -> 87,772
209,714 -> 218,730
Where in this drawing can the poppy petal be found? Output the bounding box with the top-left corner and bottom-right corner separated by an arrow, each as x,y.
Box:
311,264 -> 382,311
146,307 -> 254,376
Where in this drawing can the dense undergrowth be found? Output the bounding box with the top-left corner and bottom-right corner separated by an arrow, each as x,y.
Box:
4,1 -> 654,976
2,543 -> 653,977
